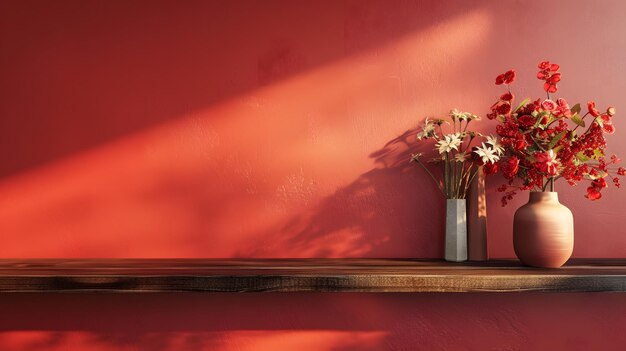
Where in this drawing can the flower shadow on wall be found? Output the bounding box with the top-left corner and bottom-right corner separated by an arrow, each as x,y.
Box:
0,2 -> 492,257
234,127 -> 445,258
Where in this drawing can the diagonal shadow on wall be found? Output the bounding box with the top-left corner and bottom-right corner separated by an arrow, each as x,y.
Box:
0,0 -> 482,179
231,128 -> 446,258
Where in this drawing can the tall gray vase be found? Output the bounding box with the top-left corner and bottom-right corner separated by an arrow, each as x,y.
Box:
445,199 -> 468,262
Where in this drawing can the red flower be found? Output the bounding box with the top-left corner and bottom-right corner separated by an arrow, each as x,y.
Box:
535,151 -> 559,176
555,98 -> 572,118
588,101 -> 601,117
538,61 -> 551,70
518,115 -> 536,129
489,60 -> 621,204
545,73 -> 561,93
484,161 -> 499,175
586,176 -> 609,200
495,74 -> 505,85
503,70 -> 516,84
496,102 -> 512,115
592,177 -> 608,189
586,186 -> 602,200
537,61 -> 559,78
600,115 -> 616,134
603,122 -> 615,134
537,61 -> 561,93
501,156 -> 520,179
531,99 -> 542,112
543,82 -> 558,93
541,99 -> 557,111
495,70 -> 516,85
513,135 -> 527,150
547,73 -> 561,84
500,92 -> 514,101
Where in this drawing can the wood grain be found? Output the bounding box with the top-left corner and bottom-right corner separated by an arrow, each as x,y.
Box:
0,259 -> 625,293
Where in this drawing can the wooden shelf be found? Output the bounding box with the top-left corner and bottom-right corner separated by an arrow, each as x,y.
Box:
0,259 -> 625,293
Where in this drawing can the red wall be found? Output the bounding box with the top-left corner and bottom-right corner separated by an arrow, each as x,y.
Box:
1,0 -> 625,350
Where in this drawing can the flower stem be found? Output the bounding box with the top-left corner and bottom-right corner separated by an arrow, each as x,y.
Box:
444,154 -> 450,198
573,112 -> 590,132
541,176 -> 556,192
412,157 -> 444,196
465,166 -> 480,197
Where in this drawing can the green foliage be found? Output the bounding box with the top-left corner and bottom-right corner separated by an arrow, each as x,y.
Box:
571,114 -> 585,127
548,130 -> 567,149
513,98 -> 530,113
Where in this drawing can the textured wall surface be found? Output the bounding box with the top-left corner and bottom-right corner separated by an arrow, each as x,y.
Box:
1,0 -> 626,350
1,293 -> 626,351
1,0 -> 625,258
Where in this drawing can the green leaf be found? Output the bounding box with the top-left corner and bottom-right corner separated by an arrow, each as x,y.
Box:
571,103 -> 581,115
513,98 -> 531,113
595,116 -> 604,127
531,111 -> 549,129
576,151 -> 589,163
587,169 -> 607,180
548,130 -> 567,149
571,114 -> 585,127
527,145 -> 540,153
552,145 -> 564,154
592,148 -> 604,160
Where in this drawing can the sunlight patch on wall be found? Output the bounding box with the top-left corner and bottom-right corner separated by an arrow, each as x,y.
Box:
0,330 -> 388,351
0,9 -> 491,257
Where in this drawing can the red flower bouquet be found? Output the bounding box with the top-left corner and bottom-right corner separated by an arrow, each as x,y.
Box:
488,61 -> 624,205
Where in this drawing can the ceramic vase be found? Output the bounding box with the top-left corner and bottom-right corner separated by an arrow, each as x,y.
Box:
513,192 -> 573,268
445,199 -> 468,262
467,166 -> 488,261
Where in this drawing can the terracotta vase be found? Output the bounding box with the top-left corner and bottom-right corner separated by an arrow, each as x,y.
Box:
513,192 -> 573,268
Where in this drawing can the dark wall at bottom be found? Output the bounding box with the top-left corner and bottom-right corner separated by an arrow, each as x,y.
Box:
0,293 -> 624,350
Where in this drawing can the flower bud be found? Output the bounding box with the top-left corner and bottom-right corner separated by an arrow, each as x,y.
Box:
607,106 -> 616,116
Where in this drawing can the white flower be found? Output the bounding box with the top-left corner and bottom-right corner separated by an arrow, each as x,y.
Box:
450,109 -> 480,121
416,118 -> 436,140
450,109 -> 467,120
473,142 -> 500,164
454,152 -> 467,163
484,135 -> 504,155
437,133 -> 462,154
410,153 -> 423,163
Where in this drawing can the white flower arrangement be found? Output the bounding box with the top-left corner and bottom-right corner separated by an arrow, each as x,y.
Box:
411,109 -> 500,199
